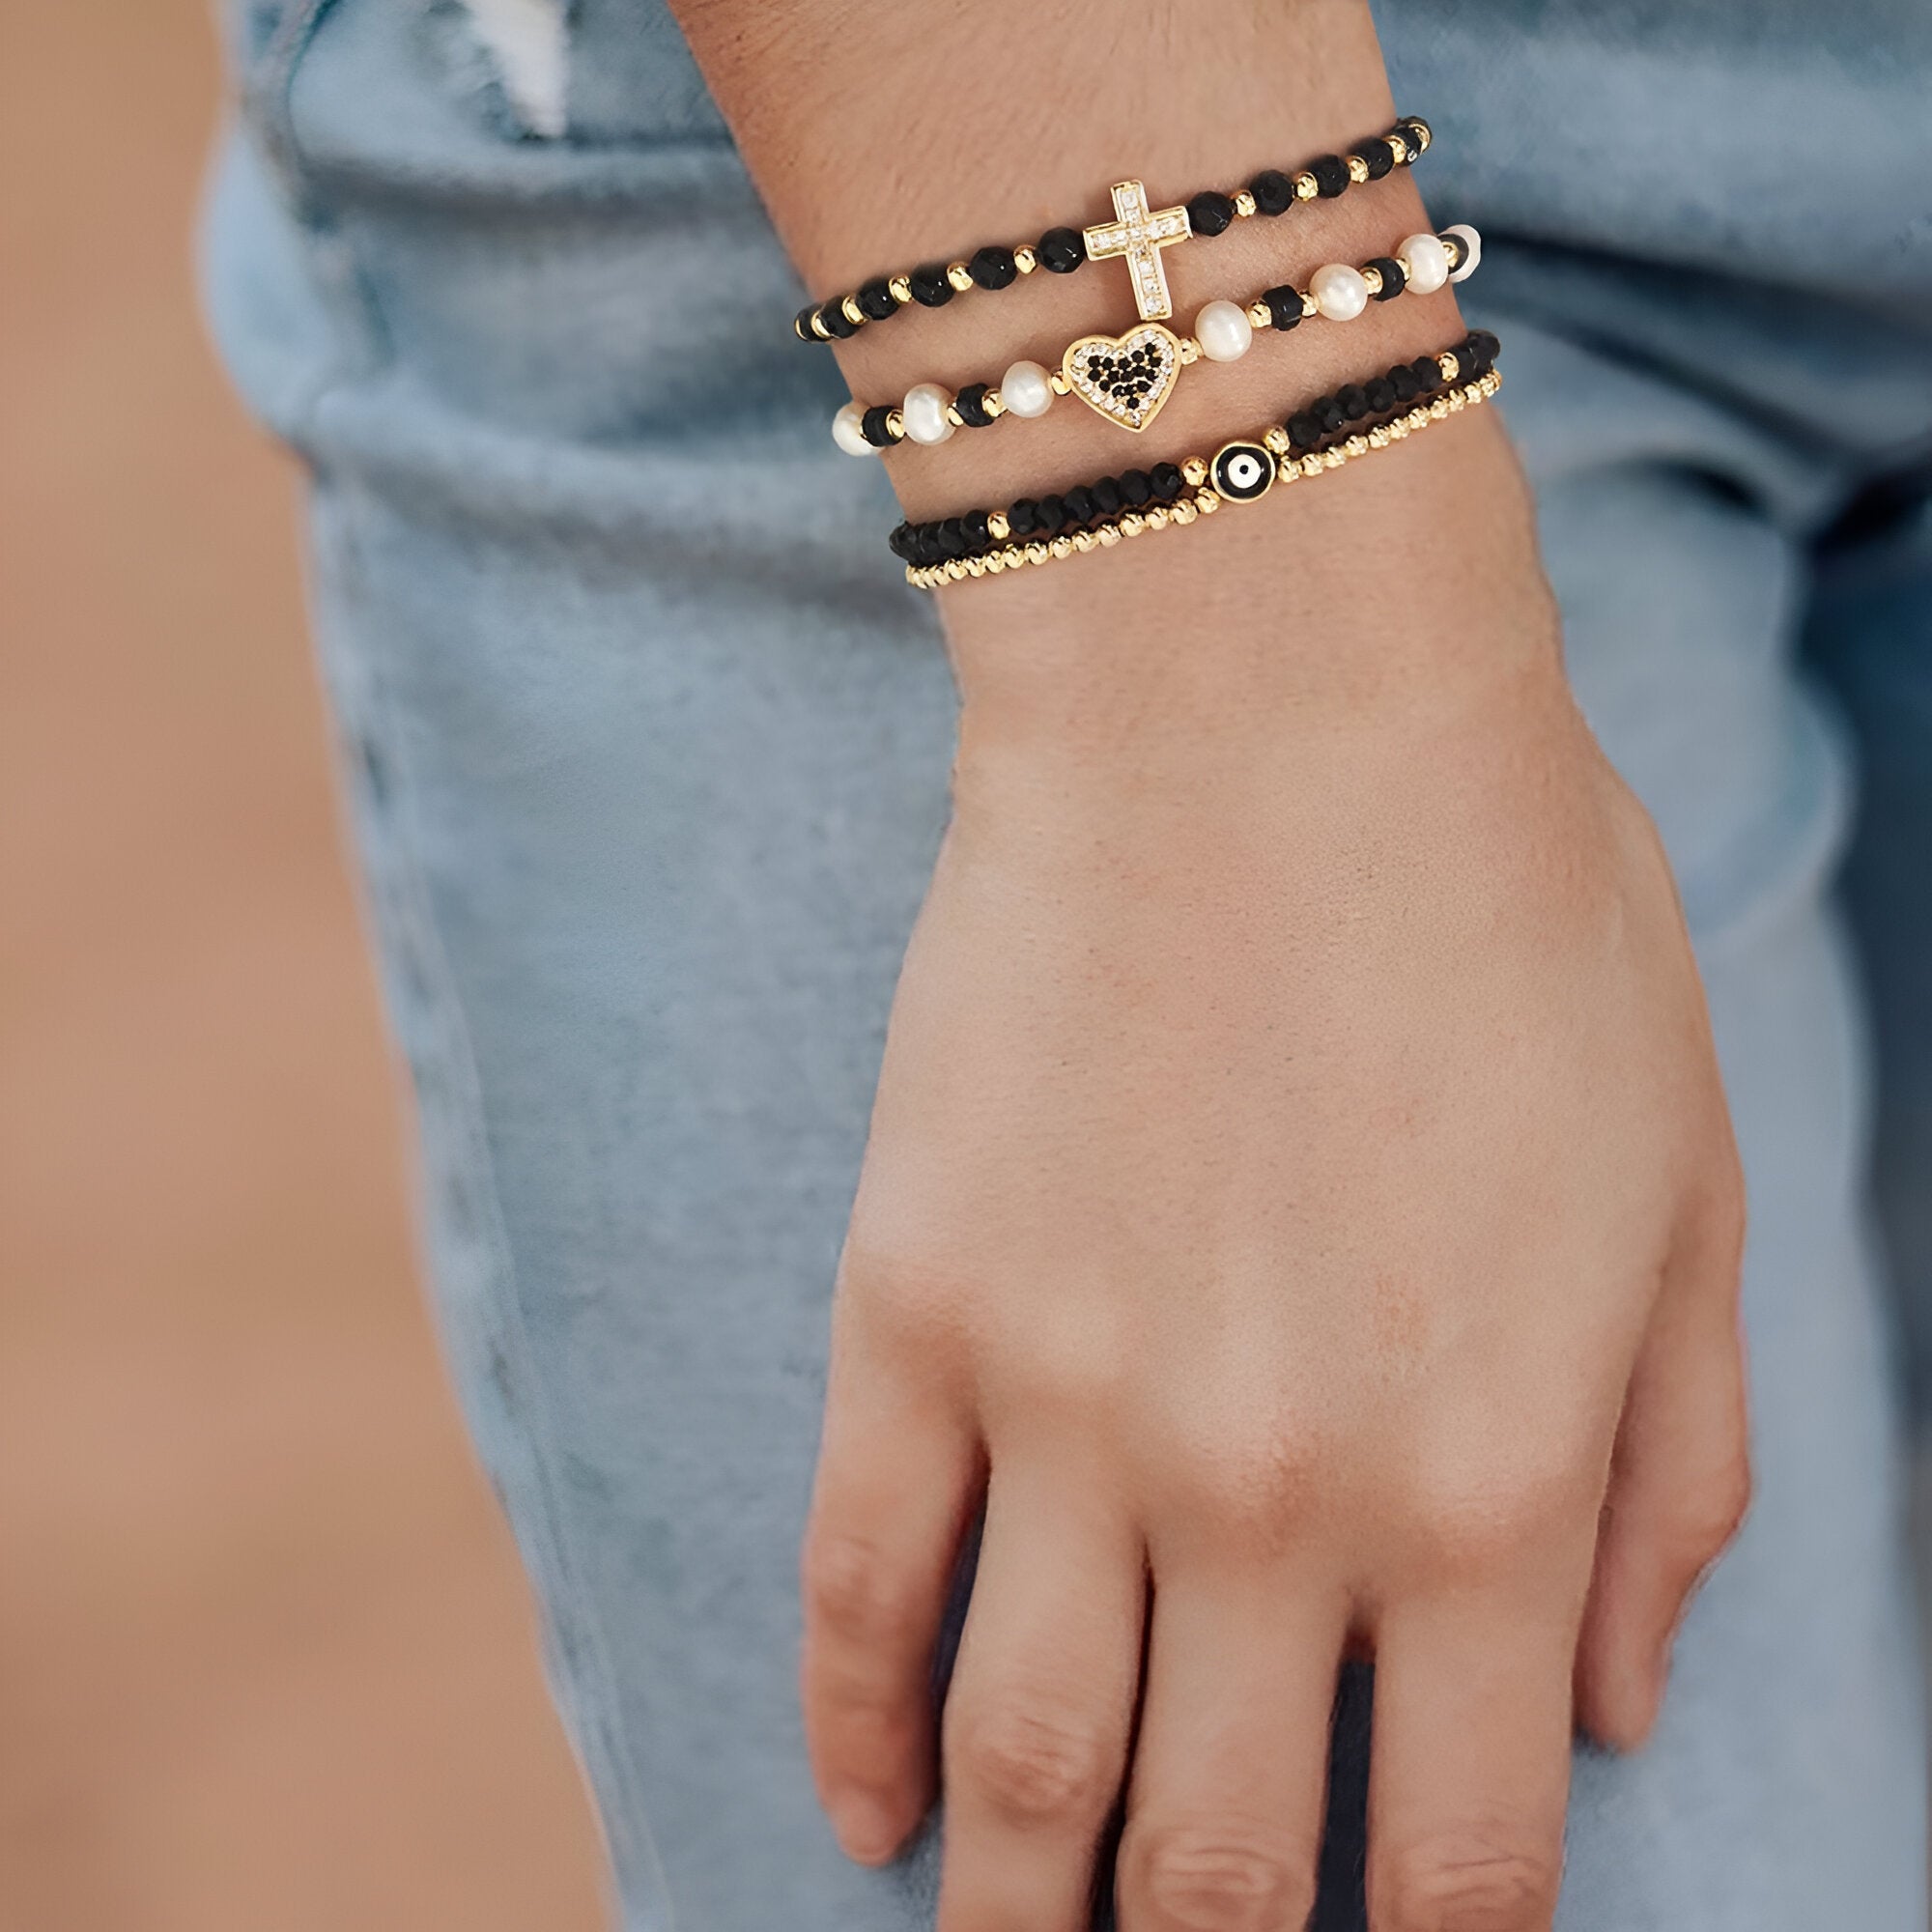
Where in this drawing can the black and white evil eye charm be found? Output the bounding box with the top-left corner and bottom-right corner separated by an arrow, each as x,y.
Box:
1209,440 -> 1276,502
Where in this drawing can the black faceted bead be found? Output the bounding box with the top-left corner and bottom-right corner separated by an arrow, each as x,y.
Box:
1367,256 -> 1406,300
1187,189 -> 1236,236
1121,469 -> 1152,507
1310,154 -> 1350,198
1037,495 -> 1067,532
1263,285 -> 1306,331
1150,462 -> 1183,500
1319,397 -> 1347,433
888,525 -> 913,560
1038,226 -> 1085,273
909,263 -> 956,307
1358,137 -> 1397,180
1061,484 -> 1097,525
1249,168 -> 1295,215
963,509 -> 992,547
1092,476 -> 1123,516
861,404 -> 899,448
1411,355 -> 1442,391
969,245 -> 1018,291
856,276 -> 897,321
1288,411 -> 1321,450
816,299 -> 859,339
937,519 -> 969,559
1338,384 -> 1369,421
1008,499 -> 1037,537
793,303 -> 821,342
1390,366 -> 1419,403
954,384 -> 997,429
1365,377 -> 1396,413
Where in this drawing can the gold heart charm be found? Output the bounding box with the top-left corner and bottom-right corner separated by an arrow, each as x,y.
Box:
1062,324 -> 1183,433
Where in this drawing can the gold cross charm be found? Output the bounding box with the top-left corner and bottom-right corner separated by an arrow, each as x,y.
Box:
1082,181 -> 1192,322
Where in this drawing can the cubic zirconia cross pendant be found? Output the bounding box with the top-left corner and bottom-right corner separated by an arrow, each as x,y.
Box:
1081,181 -> 1192,323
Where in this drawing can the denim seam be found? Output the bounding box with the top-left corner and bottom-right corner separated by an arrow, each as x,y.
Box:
252,1 -> 678,1921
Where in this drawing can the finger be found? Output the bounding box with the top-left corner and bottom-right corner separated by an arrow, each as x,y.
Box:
938,1462 -> 1144,1932
1575,1178 -> 1751,1751
802,1327 -> 981,1864
1368,1543 -> 1592,1932
1116,1565 -> 1347,1932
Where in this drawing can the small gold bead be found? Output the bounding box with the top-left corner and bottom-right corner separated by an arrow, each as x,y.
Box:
1025,542 -> 1049,565
1387,133 -> 1410,164
1368,426 -> 1390,448
1321,448 -> 1346,469
1407,406 -> 1429,428
1013,245 -> 1037,274
947,262 -> 974,292
840,295 -> 867,327
1264,426 -> 1291,454
1387,419 -> 1409,440
1441,235 -> 1464,272
1097,524 -> 1122,547
1448,389 -> 1467,412
1406,117 -> 1432,152
1347,154 -> 1370,184
987,511 -> 1010,542
946,558 -> 966,580
1003,547 -> 1023,568
1171,498 -> 1197,526
984,552 -> 1007,574
1181,456 -> 1208,487
1300,290 -> 1319,319
809,310 -> 834,340
944,404 -> 966,428
965,554 -> 987,576
1233,189 -> 1258,218
1293,171 -> 1320,200
983,391 -> 1008,418
1276,458 -> 1298,482
1049,371 -> 1071,396
888,274 -> 913,305
1247,298 -> 1273,329
1050,535 -> 1074,559
1179,337 -> 1202,364
884,410 -> 905,440
1195,489 -> 1220,514
1120,512 -> 1146,537
1430,397 -> 1451,418
1145,505 -> 1169,531
1361,266 -> 1384,297
1072,529 -> 1096,554
1301,455 -> 1324,475
1344,435 -> 1369,457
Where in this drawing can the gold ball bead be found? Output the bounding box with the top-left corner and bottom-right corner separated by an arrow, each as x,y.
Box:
1097,524 -> 1122,547
1025,542 -> 1049,565
1347,154 -> 1371,183
1387,134 -> 1410,164
1049,371 -> 1071,396
1171,498 -> 1197,526
984,553 -> 1007,574
1013,245 -> 1037,274
840,295 -> 867,327
1264,426 -> 1290,454
884,410 -> 905,440
946,262 -> 974,292
987,511 -> 1010,541
1049,536 -> 1074,559
1300,290 -> 1319,318
1195,489 -> 1219,514
1145,505 -> 1169,531
1181,456 -> 1208,487
809,311 -> 834,340
1293,172 -> 1319,200
1072,530 -> 1096,554
1368,426 -> 1390,448
888,274 -> 913,305
1344,435 -> 1369,457
1179,337 -> 1202,364
1361,266 -> 1384,296
1120,512 -> 1145,537
1233,189 -> 1258,218
1247,298 -> 1273,329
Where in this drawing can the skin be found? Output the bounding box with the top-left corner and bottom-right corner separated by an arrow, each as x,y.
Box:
669,4 -> 1751,1926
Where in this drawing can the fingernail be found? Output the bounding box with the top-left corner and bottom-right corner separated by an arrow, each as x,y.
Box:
832,1790 -> 904,1865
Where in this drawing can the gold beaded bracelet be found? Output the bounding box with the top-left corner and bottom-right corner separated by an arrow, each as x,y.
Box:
903,368 -> 1501,589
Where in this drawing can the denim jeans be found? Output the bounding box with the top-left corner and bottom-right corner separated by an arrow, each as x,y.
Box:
205,2 -> 1932,1924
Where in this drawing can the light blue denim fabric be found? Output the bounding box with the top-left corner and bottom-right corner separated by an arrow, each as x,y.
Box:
204,3 -> 1932,1925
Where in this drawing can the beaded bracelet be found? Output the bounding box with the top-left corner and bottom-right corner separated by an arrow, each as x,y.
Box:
891,331 -> 1501,582
834,226 -> 1480,452
795,117 -> 1432,345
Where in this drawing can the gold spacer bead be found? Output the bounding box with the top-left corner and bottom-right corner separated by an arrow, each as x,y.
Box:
1171,497 -> 1198,525
947,262 -> 974,292
1347,154 -> 1371,184
1300,290 -> 1320,319
1050,535 -> 1074,559
1301,454 -> 1324,475
1072,529 -> 1096,554
1387,133 -> 1410,164
1368,426 -> 1390,448
884,410 -> 905,440
1247,298 -> 1273,329
1120,512 -> 1146,537
888,274 -> 913,305
1407,406 -> 1429,428
984,552 -> 1007,574
965,554 -> 987,577
944,404 -> 966,428
983,391 -> 1008,418
1293,171 -> 1320,200
1448,389 -> 1467,412
1438,353 -> 1461,379
1387,418 -> 1409,440
987,511 -> 1010,542
1025,541 -> 1049,565
1049,371 -> 1071,395
946,558 -> 966,581
1430,397 -> 1451,418
809,310 -> 835,340
1013,245 -> 1037,274
1276,457 -> 1298,482
1264,426 -> 1291,454
1344,435 -> 1369,456
1406,117 -> 1432,152
1195,489 -> 1220,513
1145,505 -> 1169,531
1234,188 -> 1258,218
1181,456 -> 1208,487
1097,524 -> 1122,547
1321,448 -> 1346,469
840,295 -> 867,327
1003,546 -> 1024,568
1179,336 -> 1202,364
1361,266 -> 1384,297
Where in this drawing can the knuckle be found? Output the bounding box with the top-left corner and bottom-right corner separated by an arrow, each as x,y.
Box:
950,1696 -> 1115,1828
1666,1456 -> 1752,1568
1128,1820 -> 1315,1931
1409,1459 -> 1588,1579
1377,1833 -> 1561,1932
1166,1417 -> 1326,1541
801,1527 -> 920,1647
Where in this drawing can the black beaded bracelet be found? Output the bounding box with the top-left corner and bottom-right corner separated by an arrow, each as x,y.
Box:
889,331 -> 1501,580
795,116 -> 1432,346
834,228 -> 1479,452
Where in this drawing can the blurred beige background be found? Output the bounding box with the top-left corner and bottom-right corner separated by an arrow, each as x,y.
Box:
0,5 -> 608,1927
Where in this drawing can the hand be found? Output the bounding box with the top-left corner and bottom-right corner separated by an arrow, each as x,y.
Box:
798,423 -> 1748,1931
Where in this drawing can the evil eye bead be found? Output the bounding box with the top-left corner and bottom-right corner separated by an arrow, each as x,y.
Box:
1210,440 -> 1276,503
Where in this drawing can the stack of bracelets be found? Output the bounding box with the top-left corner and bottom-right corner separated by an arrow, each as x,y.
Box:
794,115 -> 1503,588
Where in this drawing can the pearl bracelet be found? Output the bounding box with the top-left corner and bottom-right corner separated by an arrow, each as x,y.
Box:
833,226 -> 1480,453
890,331 -> 1501,582
795,117 -> 1432,346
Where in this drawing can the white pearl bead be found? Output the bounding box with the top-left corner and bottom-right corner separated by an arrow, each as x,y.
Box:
999,358 -> 1055,418
1444,223 -> 1483,283
1193,298 -> 1254,362
1398,232 -> 1450,296
900,382 -> 955,445
831,400 -> 874,457
1309,262 -> 1370,322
